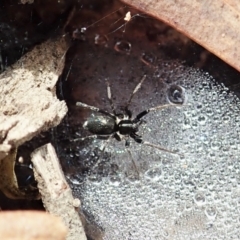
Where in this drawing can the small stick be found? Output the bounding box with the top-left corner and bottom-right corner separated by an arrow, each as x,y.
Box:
31,143 -> 87,240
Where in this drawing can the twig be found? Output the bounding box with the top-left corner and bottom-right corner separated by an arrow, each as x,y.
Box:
31,143 -> 87,240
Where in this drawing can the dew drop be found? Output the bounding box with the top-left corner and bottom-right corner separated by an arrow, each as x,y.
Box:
66,174 -> 84,185
222,115 -> 230,123
197,114 -> 207,125
183,115 -> 191,128
194,192 -> 206,206
167,85 -> 185,104
88,174 -> 102,184
144,167 -> 162,181
196,103 -> 203,110
210,140 -> 221,150
205,107 -> 213,116
188,134 -> 196,141
174,172 -> 182,183
126,174 -> 140,183
109,175 -> 121,186
114,40 -> 131,54
185,200 -> 193,211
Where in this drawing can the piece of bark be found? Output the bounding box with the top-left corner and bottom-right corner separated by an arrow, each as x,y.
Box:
0,36 -> 68,199
31,143 -> 87,240
0,210 -> 67,239
0,36 -> 68,161
121,0 -> 240,72
225,0 -> 240,13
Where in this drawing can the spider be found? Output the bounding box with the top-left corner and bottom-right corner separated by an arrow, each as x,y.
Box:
74,75 -> 183,174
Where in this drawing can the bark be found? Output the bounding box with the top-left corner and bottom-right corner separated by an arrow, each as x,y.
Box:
31,143 -> 87,240
0,36 -> 68,160
0,211 -> 67,239
0,37 -> 68,199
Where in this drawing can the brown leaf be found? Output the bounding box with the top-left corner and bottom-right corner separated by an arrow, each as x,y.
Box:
122,0 -> 240,72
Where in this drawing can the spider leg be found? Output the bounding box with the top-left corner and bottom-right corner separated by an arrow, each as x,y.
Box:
70,134 -> 110,142
130,132 -> 142,143
76,101 -> 116,119
105,78 -> 117,115
134,104 -> 178,122
124,137 -> 140,177
142,141 -> 180,155
125,138 -> 130,147
130,133 -> 180,156
124,108 -> 132,119
125,75 -> 147,110
126,148 -> 140,178
113,132 -> 122,141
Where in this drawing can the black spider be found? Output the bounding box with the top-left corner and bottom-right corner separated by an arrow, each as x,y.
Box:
74,75 -> 183,174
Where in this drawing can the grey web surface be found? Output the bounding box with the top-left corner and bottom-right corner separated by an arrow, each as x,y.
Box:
68,62 -> 240,240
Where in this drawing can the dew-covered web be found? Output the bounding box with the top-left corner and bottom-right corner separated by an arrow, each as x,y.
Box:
63,62 -> 240,240
54,3 -> 240,240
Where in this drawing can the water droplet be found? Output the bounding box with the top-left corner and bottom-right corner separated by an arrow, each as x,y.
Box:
174,172 -> 182,183
109,175 -> 121,186
183,114 -> 191,129
88,174 -> 102,184
188,134 -> 196,141
66,174 -> 84,185
144,167 -> 162,181
218,174 -> 226,184
114,41 -> 131,54
210,140 -> 221,150
205,107 -> 213,116
197,114 -> 207,125
126,174 -> 140,183
185,200 -> 193,211
194,192 -> 206,205
222,115 -> 230,123
167,85 -> 185,104
196,103 -> 203,110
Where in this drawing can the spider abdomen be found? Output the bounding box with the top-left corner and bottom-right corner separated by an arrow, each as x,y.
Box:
83,113 -> 117,135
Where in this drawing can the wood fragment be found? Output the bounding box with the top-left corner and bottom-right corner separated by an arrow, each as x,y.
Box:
31,143 -> 87,240
225,0 -> 240,13
121,0 -> 240,72
0,210 -> 67,239
0,36 -> 68,161
0,36 -> 68,199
